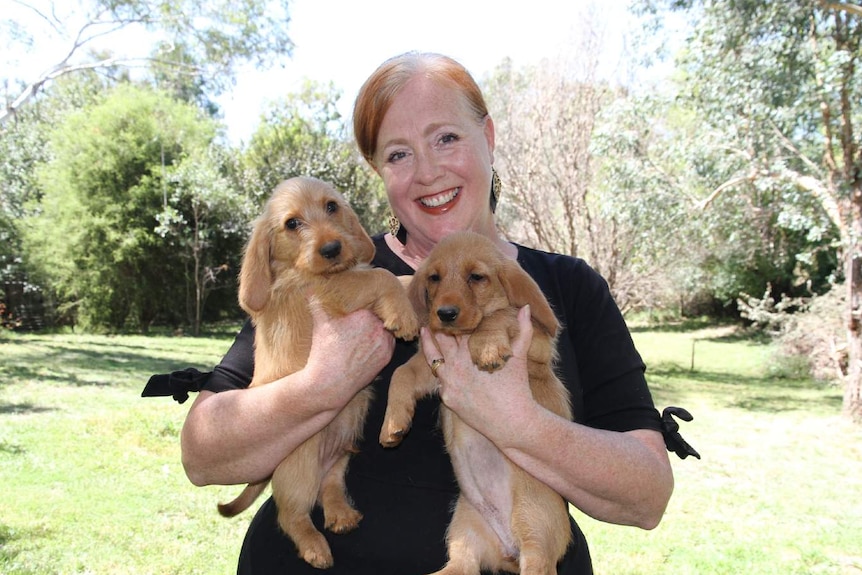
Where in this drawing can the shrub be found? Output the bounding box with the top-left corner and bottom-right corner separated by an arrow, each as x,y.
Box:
775,286 -> 846,383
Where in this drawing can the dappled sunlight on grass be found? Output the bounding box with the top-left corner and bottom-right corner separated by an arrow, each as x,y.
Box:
1,325 -> 860,574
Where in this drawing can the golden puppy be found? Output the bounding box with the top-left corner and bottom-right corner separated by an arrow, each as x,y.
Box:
218,176 -> 419,569
380,231 -> 572,575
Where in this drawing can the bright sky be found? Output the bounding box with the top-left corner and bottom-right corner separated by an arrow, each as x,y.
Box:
4,0 -> 668,144
216,0 -> 642,144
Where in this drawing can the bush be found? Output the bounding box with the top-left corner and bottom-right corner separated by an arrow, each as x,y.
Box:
774,285 -> 846,383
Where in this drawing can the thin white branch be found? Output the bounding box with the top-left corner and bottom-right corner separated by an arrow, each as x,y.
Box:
823,2 -> 862,18
792,173 -> 845,234
696,174 -> 754,210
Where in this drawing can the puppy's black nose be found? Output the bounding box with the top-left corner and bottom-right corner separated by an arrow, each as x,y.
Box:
436,306 -> 459,323
320,240 -> 342,259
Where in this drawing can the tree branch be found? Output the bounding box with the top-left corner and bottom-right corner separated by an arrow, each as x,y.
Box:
1,57 -> 153,125
696,173 -> 755,210
790,173 -> 845,234
822,1 -> 862,18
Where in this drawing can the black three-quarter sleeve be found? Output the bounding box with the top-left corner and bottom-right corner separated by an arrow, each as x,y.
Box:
202,318 -> 256,393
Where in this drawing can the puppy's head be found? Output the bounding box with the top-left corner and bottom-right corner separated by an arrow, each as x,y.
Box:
238,177 -> 375,313
409,231 -> 558,337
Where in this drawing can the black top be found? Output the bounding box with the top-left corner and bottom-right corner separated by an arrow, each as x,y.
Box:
205,235 -> 662,575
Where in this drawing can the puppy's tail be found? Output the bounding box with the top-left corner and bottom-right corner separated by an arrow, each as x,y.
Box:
217,480 -> 268,517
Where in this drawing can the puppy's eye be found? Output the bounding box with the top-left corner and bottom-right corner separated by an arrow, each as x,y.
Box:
326,201 -> 338,214
468,273 -> 486,283
428,273 -> 441,283
285,218 -> 301,230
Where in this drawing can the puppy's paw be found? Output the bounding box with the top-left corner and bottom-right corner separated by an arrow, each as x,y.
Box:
379,419 -> 410,448
470,335 -> 512,373
385,316 -> 420,341
475,350 -> 512,372
380,303 -> 420,340
298,533 -> 334,569
325,507 -> 362,534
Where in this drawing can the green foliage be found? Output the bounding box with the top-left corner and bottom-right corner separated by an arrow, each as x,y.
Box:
23,83 -> 225,331
154,144 -> 251,334
238,80 -> 388,234
589,92 -> 707,311
629,0 -> 849,313
0,73 -> 107,284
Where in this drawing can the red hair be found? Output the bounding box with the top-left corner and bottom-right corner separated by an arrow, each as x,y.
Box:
353,52 -> 489,165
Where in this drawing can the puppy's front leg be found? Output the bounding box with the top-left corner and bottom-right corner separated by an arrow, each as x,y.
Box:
468,309 -> 519,372
368,269 -> 420,340
322,269 -> 419,340
380,352 -> 437,447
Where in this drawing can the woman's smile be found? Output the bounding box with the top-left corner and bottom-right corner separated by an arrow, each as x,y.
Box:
418,187 -> 461,212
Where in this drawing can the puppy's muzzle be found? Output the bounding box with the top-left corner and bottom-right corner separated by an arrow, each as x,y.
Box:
436,306 -> 459,324
320,240 -> 342,260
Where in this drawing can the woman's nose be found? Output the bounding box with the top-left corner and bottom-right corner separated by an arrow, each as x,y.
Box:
414,150 -> 443,185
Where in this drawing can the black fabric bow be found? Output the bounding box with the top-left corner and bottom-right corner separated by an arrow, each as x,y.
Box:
661,406 -> 701,460
141,367 -> 211,404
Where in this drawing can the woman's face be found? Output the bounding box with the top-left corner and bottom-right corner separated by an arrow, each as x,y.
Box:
372,75 -> 496,249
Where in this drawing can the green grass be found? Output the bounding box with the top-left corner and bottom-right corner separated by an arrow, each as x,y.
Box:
1,324 -> 861,574
0,328 -> 249,575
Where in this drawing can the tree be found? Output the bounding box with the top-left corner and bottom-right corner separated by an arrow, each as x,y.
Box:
588,93 -> 712,315
239,81 -> 388,234
641,0 -> 862,419
592,90 -> 838,317
0,71 -> 106,327
2,0 -> 293,125
24,83 -> 223,331
155,145 -> 251,335
483,55 -> 687,313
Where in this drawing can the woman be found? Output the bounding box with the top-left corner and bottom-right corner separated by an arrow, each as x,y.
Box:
179,52 -> 674,574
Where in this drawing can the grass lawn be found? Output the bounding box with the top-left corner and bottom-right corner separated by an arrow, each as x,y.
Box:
1,323 -> 861,574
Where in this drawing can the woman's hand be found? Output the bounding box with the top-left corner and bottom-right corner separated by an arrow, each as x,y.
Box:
420,305 -> 673,529
421,305 -> 537,441
303,298 -> 396,409
181,304 -> 394,487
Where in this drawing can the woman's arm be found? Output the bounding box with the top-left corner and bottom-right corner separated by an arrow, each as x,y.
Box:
422,306 -> 674,529
181,303 -> 396,487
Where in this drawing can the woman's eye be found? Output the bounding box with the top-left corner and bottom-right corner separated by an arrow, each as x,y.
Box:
387,150 -> 407,163
285,218 -> 301,230
439,133 -> 459,145
326,201 -> 338,214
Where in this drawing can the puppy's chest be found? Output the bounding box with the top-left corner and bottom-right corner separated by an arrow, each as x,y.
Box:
253,299 -> 313,381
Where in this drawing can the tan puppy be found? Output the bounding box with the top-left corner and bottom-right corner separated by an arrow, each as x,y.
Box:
218,176 -> 419,569
380,231 -> 572,575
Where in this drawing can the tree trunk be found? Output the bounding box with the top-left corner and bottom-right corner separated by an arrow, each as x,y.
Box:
844,191 -> 862,421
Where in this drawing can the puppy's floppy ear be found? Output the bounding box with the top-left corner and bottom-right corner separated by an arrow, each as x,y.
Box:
346,205 -> 376,264
238,218 -> 273,313
498,260 -> 559,337
407,268 -> 430,324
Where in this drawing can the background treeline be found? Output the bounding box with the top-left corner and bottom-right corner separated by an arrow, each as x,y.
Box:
1,76 -> 386,335
3,0 -> 861,414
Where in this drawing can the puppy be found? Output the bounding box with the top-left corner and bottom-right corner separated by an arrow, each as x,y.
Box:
380,231 -> 572,575
218,176 -> 419,569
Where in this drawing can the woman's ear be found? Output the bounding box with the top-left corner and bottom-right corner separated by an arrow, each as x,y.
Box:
484,114 -> 496,164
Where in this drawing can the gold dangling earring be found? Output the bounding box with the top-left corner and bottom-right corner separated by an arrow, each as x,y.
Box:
490,167 -> 502,212
387,211 -> 408,244
388,212 -> 401,237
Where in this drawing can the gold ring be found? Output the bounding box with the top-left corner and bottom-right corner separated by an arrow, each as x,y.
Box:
430,358 -> 445,378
